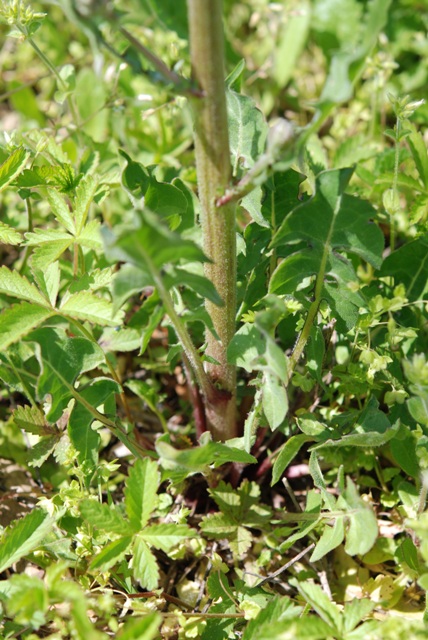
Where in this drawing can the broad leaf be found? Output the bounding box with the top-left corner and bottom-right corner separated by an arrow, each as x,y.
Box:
262,371 -> 288,430
226,89 -> 267,174
310,517 -> 345,563
0,147 -> 30,192
339,478 -> 378,556
380,236 -> 428,301
76,219 -> 103,249
271,169 -> 384,330
125,458 -> 160,531
0,509 -> 54,573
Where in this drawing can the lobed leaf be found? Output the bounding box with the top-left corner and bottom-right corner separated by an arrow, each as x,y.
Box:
80,500 -> 133,535
60,291 -> 124,326
141,524 -> 195,553
0,302 -> 54,350
0,266 -> 49,306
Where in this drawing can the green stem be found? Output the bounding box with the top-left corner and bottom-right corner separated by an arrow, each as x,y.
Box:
187,0 -> 237,440
391,119 -> 401,252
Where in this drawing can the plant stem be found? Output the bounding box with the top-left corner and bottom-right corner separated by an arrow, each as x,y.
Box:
187,0 -> 237,440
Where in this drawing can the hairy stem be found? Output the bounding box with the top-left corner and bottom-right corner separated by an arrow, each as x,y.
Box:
187,0 -> 237,440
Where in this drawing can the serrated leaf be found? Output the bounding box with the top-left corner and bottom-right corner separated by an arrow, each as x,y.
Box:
0,509 -> 54,573
208,480 -> 272,526
0,147 -> 30,192
310,517 -> 345,563
125,459 -> 160,531
32,261 -> 60,307
47,188 -> 76,234
132,535 -> 160,590
0,221 -> 22,245
28,435 -> 59,467
13,404 -> 47,435
60,291 -> 124,326
80,500 -> 133,535
141,524 -> 194,552
24,227 -> 73,246
76,219 -> 102,249
89,536 -> 133,572
74,174 -> 98,235
0,266 -> 49,306
30,238 -> 74,270
0,302 -> 54,350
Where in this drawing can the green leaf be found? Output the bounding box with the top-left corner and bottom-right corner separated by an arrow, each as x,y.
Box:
28,435 -> 59,468
68,378 -> 120,478
0,302 -> 54,350
132,535 -> 160,590
156,439 -> 257,474
272,434 -> 312,485
13,404 -> 47,435
80,500 -> 133,535
271,169 -> 384,330
273,1 -> 311,88
342,599 -> 375,634
32,261 -> 61,307
293,580 -> 342,632
227,323 -> 266,372
141,524 -> 195,553
226,89 -> 267,174
76,219 -> 103,250
380,236 -> 428,302
60,291 -> 124,326
310,517 -> 345,563
262,371 -> 288,430
242,597 -> 302,640
208,480 -> 272,526
89,536 -> 133,572
0,221 -> 22,245
0,147 -> 30,192
340,478 -> 378,556
29,327 -> 105,421
73,174 -> 98,235
0,266 -> 49,306
406,121 -> 428,189
47,188 -> 76,234
0,509 -> 54,573
117,613 -> 161,640
125,458 -> 160,531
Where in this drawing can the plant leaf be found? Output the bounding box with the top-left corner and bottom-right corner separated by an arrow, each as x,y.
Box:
89,536 -> 133,572
262,371 -> 288,430
341,478 -> 378,556
13,404 -> 47,435
132,535 -> 160,590
0,147 -> 30,192
0,302 -> 54,350
0,509 -> 54,573
47,188 -> 76,234
272,434 -> 312,485
310,517 -> 345,563
73,174 -> 98,235
116,613 -> 161,640
292,580 -> 342,632
80,500 -> 133,535
32,261 -> 61,307
76,219 -> 102,250
141,524 -> 195,553
125,458 -> 160,531
0,266 -> 49,306
60,291 -> 124,326
0,221 -> 22,245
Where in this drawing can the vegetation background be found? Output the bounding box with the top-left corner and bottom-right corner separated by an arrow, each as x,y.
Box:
0,0 -> 428,638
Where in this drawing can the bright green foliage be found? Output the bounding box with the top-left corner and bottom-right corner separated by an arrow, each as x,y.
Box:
0,509 -> 55,573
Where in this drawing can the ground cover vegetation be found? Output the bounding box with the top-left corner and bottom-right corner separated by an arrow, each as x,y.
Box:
0,0 -> 427,637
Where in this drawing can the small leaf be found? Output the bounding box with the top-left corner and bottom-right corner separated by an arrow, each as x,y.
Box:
341,478 -> 378,556
0,147 -> 30,192
13,404 -> 47,435
262,371 -> 288,430
132,535 -> 160,590
0,302 -> 54,350
117,613 -> 161,640
47,188 -> 75,234
74,174 -> 98,235
0,221 -> 22,245
32,261 -> 60,307
28,435 -> 59,468
310,517 -> 345,563
60,291 -> 124,326
293,580 -> 342,632
0,266 -> 49,306
272,434 -> 312,485
76,219 -> 102,250
125,459 -> 160,531
0,509 -> 54,573
90,536 -> 133,572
